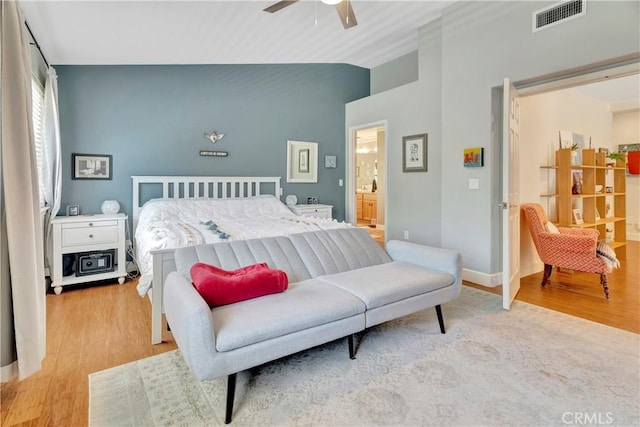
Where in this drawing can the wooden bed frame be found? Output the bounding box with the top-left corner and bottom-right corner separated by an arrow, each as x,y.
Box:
131,176 -> 282,344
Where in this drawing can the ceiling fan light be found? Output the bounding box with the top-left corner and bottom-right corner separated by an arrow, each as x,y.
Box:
321,0 -> 343,5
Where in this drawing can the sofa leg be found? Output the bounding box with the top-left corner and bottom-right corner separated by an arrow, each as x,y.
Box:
541,264 -> 552,287
348,334 -> 356,359
435,305 -> 445,334
600,274 -> 610,299
225,373 -> 237,424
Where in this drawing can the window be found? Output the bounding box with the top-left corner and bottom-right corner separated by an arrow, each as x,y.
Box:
31,76 -> 45,207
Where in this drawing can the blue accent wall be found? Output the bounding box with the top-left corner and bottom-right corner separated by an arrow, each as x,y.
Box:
56,64 -> 370,224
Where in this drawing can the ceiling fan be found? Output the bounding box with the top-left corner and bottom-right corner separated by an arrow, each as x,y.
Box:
263,0 -> 358,30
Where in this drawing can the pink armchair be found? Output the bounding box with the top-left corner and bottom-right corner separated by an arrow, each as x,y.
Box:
521,203 -> 610,298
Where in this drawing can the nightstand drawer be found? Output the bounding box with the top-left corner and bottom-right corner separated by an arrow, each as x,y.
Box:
289,204 -> 333,219
62,225 -> 118,246
61,220 -> 118,229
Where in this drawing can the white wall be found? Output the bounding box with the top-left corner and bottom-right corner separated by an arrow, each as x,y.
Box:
346,79 -> 442,244
437,1 -> 639,277
348,1 -> 639,283
370,50 -> 418,95
346,19 -> 443,246
518,89 -> 614,276
613,109 -> 640,240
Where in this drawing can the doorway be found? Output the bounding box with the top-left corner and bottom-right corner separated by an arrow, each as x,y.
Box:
498,66 -> 639,325
349,122 -> 387,246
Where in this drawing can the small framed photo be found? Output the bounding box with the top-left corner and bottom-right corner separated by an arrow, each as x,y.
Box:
72,153 -> 112,180
324,155 -> 337,169
66,205 -> 80,216
572,209 -> 583,225
402,133 -> 427,172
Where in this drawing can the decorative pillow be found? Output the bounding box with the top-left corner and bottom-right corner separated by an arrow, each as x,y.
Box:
191,262 -> 269,278
545,221 -> 560,234
190,262 -> 288,307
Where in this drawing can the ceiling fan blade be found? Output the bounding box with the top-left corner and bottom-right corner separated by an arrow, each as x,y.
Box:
335,0 -> 357,29
263,0 -> 299,14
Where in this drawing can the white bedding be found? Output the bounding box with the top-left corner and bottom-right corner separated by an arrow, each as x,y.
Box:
134,195 -> 351,296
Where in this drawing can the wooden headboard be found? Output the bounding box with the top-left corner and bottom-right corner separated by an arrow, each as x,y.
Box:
131,176 -> 282,231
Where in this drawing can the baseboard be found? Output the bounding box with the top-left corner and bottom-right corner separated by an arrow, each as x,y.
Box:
1,361 -> 17,383
462,268 -> 502,287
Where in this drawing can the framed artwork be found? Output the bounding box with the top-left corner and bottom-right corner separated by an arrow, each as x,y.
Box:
66,205 -> 79,216
324,155 -> 337,169
572,209 -> 583,225
286,141 -> 318,183
72,153 -> 112,180
402,133 -> 427,172
463,147 -> 484,167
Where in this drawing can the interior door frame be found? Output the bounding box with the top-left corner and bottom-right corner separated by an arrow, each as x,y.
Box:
346,120 -> 388,226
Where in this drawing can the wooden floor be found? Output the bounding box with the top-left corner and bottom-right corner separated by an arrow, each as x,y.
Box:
466,240 -> 639,334
0,280 -> 177,427
1,241 -> 637,426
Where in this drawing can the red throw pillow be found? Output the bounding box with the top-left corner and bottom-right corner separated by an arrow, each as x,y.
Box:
190,262 -> 288,307
191,262 -> 269,278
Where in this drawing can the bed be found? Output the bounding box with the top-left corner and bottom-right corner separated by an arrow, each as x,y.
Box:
132,176 -> 351,344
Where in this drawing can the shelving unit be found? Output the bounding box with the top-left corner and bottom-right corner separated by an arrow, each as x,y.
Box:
541,148 -> 626,250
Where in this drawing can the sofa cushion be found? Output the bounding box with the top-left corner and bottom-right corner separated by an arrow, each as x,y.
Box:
316,261 -> 455,310
174,235 -> 312,284
212,279 -> 365,352
288,228 -> 392,277
191,262 -> 288,307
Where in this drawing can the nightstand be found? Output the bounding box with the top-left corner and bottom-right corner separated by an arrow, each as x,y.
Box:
50,213 -> 127,294
289,204 -> 333,219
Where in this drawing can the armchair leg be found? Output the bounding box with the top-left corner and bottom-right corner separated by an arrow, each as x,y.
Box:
600,274 -> 610,299
541,264 -> 552,287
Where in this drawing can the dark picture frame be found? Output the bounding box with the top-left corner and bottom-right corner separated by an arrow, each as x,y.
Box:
72,153 -> 112,180
402,133 -> 427,172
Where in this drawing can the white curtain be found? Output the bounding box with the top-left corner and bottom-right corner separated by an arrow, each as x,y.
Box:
42,67 -> 61,269
1,0 -> 46,380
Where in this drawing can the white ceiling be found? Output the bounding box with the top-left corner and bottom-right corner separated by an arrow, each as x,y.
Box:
570,74 -> 640,111
20,0 -> 456,69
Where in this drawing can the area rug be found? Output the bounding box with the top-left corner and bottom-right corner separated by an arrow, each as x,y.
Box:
89,287 -> 639,426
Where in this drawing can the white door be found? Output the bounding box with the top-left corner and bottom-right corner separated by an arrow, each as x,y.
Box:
502,78 -> 521,310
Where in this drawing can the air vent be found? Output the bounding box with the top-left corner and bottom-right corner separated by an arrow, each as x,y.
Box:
532,0 -> 586,32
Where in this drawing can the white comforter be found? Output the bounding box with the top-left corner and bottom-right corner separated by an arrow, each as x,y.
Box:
134,195 -> 351,296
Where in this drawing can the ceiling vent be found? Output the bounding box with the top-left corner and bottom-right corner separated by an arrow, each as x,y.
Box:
532,0 -> 586,33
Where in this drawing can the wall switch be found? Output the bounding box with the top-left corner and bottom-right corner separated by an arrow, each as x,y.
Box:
403,230 -> 409,240
339,179 -> 343,187
469,178 -> 480,190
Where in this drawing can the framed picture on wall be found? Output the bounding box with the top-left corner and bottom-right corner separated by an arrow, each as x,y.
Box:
402,133 -> 427,172
286,141 -> 318,183
72,153 -> 112,180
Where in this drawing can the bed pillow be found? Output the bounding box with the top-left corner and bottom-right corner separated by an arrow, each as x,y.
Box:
191,262 -> 288,307
545,221 -> 560,234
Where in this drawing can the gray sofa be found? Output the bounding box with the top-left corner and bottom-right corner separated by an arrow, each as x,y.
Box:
164,227 -> 462,423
